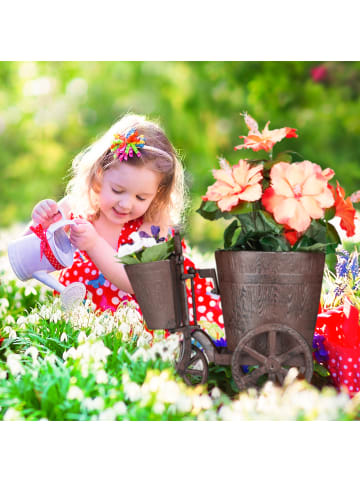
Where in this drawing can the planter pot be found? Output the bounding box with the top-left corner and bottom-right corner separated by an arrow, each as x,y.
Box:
215,250 -> 325,353
125,259 -> 180,330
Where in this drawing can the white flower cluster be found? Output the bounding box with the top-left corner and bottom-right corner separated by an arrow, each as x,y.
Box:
63,337 -> 112,378
122,368 -> 213,416
131,333 -> 181,363
116,231 -> 157,258
217,368 -> 356,421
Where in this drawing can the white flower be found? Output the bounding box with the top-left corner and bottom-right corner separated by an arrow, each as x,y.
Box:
95,370 -> 108,384
25,286 -> 37,296
3,407 -> 23,421
0,369 -> 7,379
24,346 -> 39,365
124,381 -> 142,402
112,401 -> 127,416
0,298 -> 9,316
3,326 -> 17,339
60,332 -> 68,342
83,397 -> 104,411
67,386 -> 84,401
6,353 -> 25,376
77,331 -> 87,343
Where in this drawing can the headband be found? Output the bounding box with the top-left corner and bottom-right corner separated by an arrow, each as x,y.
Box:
111,128 -> 173,163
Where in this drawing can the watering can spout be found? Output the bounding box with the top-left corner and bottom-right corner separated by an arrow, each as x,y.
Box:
33,270 -> 65,293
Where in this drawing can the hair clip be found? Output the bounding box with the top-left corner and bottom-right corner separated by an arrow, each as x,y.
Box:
111,128 -> 146,162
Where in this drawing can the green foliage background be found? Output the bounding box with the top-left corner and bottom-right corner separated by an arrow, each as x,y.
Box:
1,61 -> 360,251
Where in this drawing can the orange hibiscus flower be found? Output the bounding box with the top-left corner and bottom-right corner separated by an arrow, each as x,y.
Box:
262,161 -> 335,233
234,113 -> 298,153
330,182 -> 356,237
202,158 -> 263,212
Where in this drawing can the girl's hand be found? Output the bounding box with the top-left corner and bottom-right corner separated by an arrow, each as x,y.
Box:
32,199 -> 62,229
69,219 -> 99,252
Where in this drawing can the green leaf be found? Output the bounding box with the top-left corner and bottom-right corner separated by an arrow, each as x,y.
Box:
140,238 -> 175,263
258,210 -> 283,234
228,201 -> 253,215
117,254 -> 142,265
274,151 -> 293,163
196,201 -> 224,221
223,219 -> 240,249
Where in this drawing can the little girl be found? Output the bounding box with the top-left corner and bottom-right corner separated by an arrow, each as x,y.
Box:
24,114 -> 224,334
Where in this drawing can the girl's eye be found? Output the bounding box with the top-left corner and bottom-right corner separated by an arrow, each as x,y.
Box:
137,196 -> 146,201
112,189 -> 122,194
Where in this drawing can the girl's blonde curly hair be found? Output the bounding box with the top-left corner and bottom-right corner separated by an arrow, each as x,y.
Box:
65,113 -> 187,230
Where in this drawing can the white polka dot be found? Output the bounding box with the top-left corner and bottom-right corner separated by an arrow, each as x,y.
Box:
110,284 -> 117,291
340,371 -> 343,375
104,280 -> 110,287
96,288 -> 103,296
91,269 -> 97,275
88,262 -> 92,267
198,296 -> 204,302
331,358 -> 336,364
348,358 -> 353,362
85,268 -> 90,274
198,305 -> 206,314
206,312 -> 214,321
197,284 -> 202,289
209,300 -> 216,307
73,270 -> 78,276
344,380 -> 348,384
111,297 -> 120,305
65,280 -> 70,286
218,314 -> 223,324
84,279 -> 89,285
79,277 -> 83,282
344,365 -> 348,369
350,386 -> 354,391
188,297 -> 192,305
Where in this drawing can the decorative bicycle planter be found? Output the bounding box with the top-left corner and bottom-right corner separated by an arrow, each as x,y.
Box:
125,229 -> 325,391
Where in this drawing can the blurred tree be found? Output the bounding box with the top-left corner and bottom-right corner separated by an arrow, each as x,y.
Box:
1,61 -> 359,252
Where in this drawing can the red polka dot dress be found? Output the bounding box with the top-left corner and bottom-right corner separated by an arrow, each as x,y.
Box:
58,217 -> 224,336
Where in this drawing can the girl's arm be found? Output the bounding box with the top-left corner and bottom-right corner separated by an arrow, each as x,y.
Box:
69,219 -> 134,294
22,197 -> 72,236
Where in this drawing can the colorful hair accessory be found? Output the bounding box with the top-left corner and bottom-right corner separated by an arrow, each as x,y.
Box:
111,128 -> 146,162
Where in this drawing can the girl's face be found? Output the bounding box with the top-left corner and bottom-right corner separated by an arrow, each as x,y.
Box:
97,162 -> 162,226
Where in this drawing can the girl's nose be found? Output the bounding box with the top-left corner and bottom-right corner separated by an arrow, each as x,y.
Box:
118,196 -> 132,211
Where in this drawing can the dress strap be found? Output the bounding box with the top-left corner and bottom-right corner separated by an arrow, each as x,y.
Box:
117,216 -> 144,250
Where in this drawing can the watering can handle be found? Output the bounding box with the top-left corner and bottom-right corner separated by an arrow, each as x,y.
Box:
47,208 -> 77,235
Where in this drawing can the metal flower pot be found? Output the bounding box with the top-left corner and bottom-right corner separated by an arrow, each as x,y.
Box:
215,250 -> 325,352
125,258 -> 180,330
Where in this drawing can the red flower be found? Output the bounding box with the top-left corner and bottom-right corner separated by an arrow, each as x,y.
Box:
330,182 -> 356,237
283,225 -> 300,246
311,65 -> 328,83
0,337 -> 4,346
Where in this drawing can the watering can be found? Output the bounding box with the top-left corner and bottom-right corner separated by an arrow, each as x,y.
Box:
7,210 -> 86,310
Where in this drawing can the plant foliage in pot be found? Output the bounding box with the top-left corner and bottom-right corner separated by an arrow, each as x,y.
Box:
197,113 -> 357,353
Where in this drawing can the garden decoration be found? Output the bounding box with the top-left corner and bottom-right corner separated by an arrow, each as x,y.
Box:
194,113 -> 356,389
7,210 -> 86,310
121,227 -> 316,390
119,115 -> 356,390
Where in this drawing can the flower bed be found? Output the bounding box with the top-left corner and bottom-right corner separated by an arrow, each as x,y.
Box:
0,225 -> 360,420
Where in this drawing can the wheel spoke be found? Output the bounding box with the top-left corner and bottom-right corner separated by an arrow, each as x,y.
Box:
242,345 -> 268,364
243,365 -> 267,384
190,352 -> 201,364
185,368 -> 203,376
268,330 -> 277,356
277,345 -> 303,363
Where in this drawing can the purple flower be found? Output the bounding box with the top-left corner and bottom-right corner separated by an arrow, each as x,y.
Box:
139,225 -> 165,244
312,334 -> 329,363
151,225 -> 160,238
